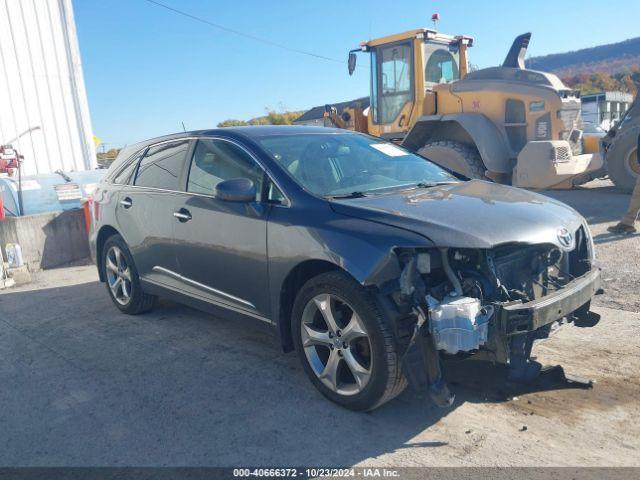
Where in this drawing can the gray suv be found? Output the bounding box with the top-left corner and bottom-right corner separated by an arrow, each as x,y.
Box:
90,126 -> 601,411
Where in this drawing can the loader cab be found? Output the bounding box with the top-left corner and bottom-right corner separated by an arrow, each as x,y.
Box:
355,29 -> 473,139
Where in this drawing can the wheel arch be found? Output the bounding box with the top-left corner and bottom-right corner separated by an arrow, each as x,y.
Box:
96,225 -> 121,282
402,113 -> 512,174
277,259 -> 355,353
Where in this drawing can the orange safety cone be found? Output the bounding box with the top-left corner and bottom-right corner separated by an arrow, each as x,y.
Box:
82,196 -> 93,234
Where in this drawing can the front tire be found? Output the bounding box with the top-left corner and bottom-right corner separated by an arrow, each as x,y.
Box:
292,271 -> 406,411
418,140 -> 486,179
102,234 -> 155,314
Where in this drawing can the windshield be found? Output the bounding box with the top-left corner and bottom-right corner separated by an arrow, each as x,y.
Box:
257,133 -> 458,197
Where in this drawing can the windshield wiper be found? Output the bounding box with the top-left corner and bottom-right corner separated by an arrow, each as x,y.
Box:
414,181 -> 458,188
329,191 -> 367,199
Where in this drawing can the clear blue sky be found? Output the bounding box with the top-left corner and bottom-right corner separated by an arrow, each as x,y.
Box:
74,0 -> 640,148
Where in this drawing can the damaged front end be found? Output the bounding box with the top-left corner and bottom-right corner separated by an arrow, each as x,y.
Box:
385,225 -> 602,407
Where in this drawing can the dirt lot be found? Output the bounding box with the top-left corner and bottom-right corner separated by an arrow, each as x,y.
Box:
0,179 -> 638,467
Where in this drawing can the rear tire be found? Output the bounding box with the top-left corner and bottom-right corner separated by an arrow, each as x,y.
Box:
102,234 -> 155,315
418,140 -> 486,179
292,271 -> 406,411
606,127 -> 640,193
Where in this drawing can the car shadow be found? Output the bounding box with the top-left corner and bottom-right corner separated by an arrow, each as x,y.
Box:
0,280 -> 597,466
442,358 -> 592,404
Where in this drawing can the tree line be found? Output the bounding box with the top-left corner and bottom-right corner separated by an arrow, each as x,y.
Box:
562,67 -> 640,96
217,108 -> 304,127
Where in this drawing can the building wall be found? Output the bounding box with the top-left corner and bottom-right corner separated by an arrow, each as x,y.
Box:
581,91 -> 634,131
0,0 -> 96,176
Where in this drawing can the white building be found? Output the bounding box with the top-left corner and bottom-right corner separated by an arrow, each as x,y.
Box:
581,91 -> 634,131
0,0 -> 96,176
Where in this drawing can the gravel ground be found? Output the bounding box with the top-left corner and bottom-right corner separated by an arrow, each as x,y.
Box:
0,179 -> 638,467
543,178 -> 640,313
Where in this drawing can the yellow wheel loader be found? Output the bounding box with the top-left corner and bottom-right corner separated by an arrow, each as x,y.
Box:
331,29 -> 603,189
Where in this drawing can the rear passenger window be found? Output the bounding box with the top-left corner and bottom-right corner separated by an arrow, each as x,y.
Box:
134,140 -> 190,190
113,150 -> 145,185
187,139 -> 263,200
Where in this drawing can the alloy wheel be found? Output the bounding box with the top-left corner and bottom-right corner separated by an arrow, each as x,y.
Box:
105,246 -> 132,305
300,293 -> 372,396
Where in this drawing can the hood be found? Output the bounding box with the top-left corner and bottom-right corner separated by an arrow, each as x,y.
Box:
329,180 -> 585,250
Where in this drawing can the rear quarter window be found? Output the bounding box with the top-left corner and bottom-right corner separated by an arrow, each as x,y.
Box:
134,140 -> 190,190
112,150 -> 145,185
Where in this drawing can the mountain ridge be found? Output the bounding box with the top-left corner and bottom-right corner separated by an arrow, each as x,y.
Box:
527,37 -> 640,77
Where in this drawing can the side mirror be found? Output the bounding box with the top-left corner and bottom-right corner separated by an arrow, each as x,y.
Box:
215,178 -> 256,203
348,52 -> 357,76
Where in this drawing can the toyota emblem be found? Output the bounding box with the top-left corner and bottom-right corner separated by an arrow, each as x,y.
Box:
557,227 -> 574,249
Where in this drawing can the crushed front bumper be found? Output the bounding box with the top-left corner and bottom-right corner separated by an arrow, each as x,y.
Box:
496,268 -> 601,334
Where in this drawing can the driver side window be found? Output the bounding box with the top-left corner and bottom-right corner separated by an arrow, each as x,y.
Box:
187,139 -> 263,200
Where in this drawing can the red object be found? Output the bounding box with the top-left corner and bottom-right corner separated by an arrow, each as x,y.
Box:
0,191 -> 5,221
431,13 -> 440,21
0,145 -> 19,176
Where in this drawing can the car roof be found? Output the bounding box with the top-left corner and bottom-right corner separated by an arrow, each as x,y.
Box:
222,125 -> 348,136
107,126 -> 356,178
132,125 -> 348,146
190,125 -> 350,139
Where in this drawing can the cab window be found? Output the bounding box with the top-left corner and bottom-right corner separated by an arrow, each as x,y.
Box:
372,42 -> 413,125
425,49 -> 459,84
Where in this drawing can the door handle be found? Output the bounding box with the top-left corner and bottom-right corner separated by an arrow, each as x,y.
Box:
173,208 -> 192,222
120,197 -> 132,209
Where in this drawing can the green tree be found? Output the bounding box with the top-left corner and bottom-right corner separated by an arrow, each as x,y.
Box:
217,119 -> 248,127
562,67 -> 640,95
96,148 -> 121,167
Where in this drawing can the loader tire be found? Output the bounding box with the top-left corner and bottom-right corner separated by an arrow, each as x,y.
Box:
606,126 -> 640,193
417,140 -> 486,179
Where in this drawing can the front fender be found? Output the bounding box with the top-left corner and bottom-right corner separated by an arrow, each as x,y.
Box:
267,205 -> 433,341
402,113 -> 512,174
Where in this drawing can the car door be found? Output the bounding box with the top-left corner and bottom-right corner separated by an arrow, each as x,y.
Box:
116,139 -> 191,289
172,137 -> 271,319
